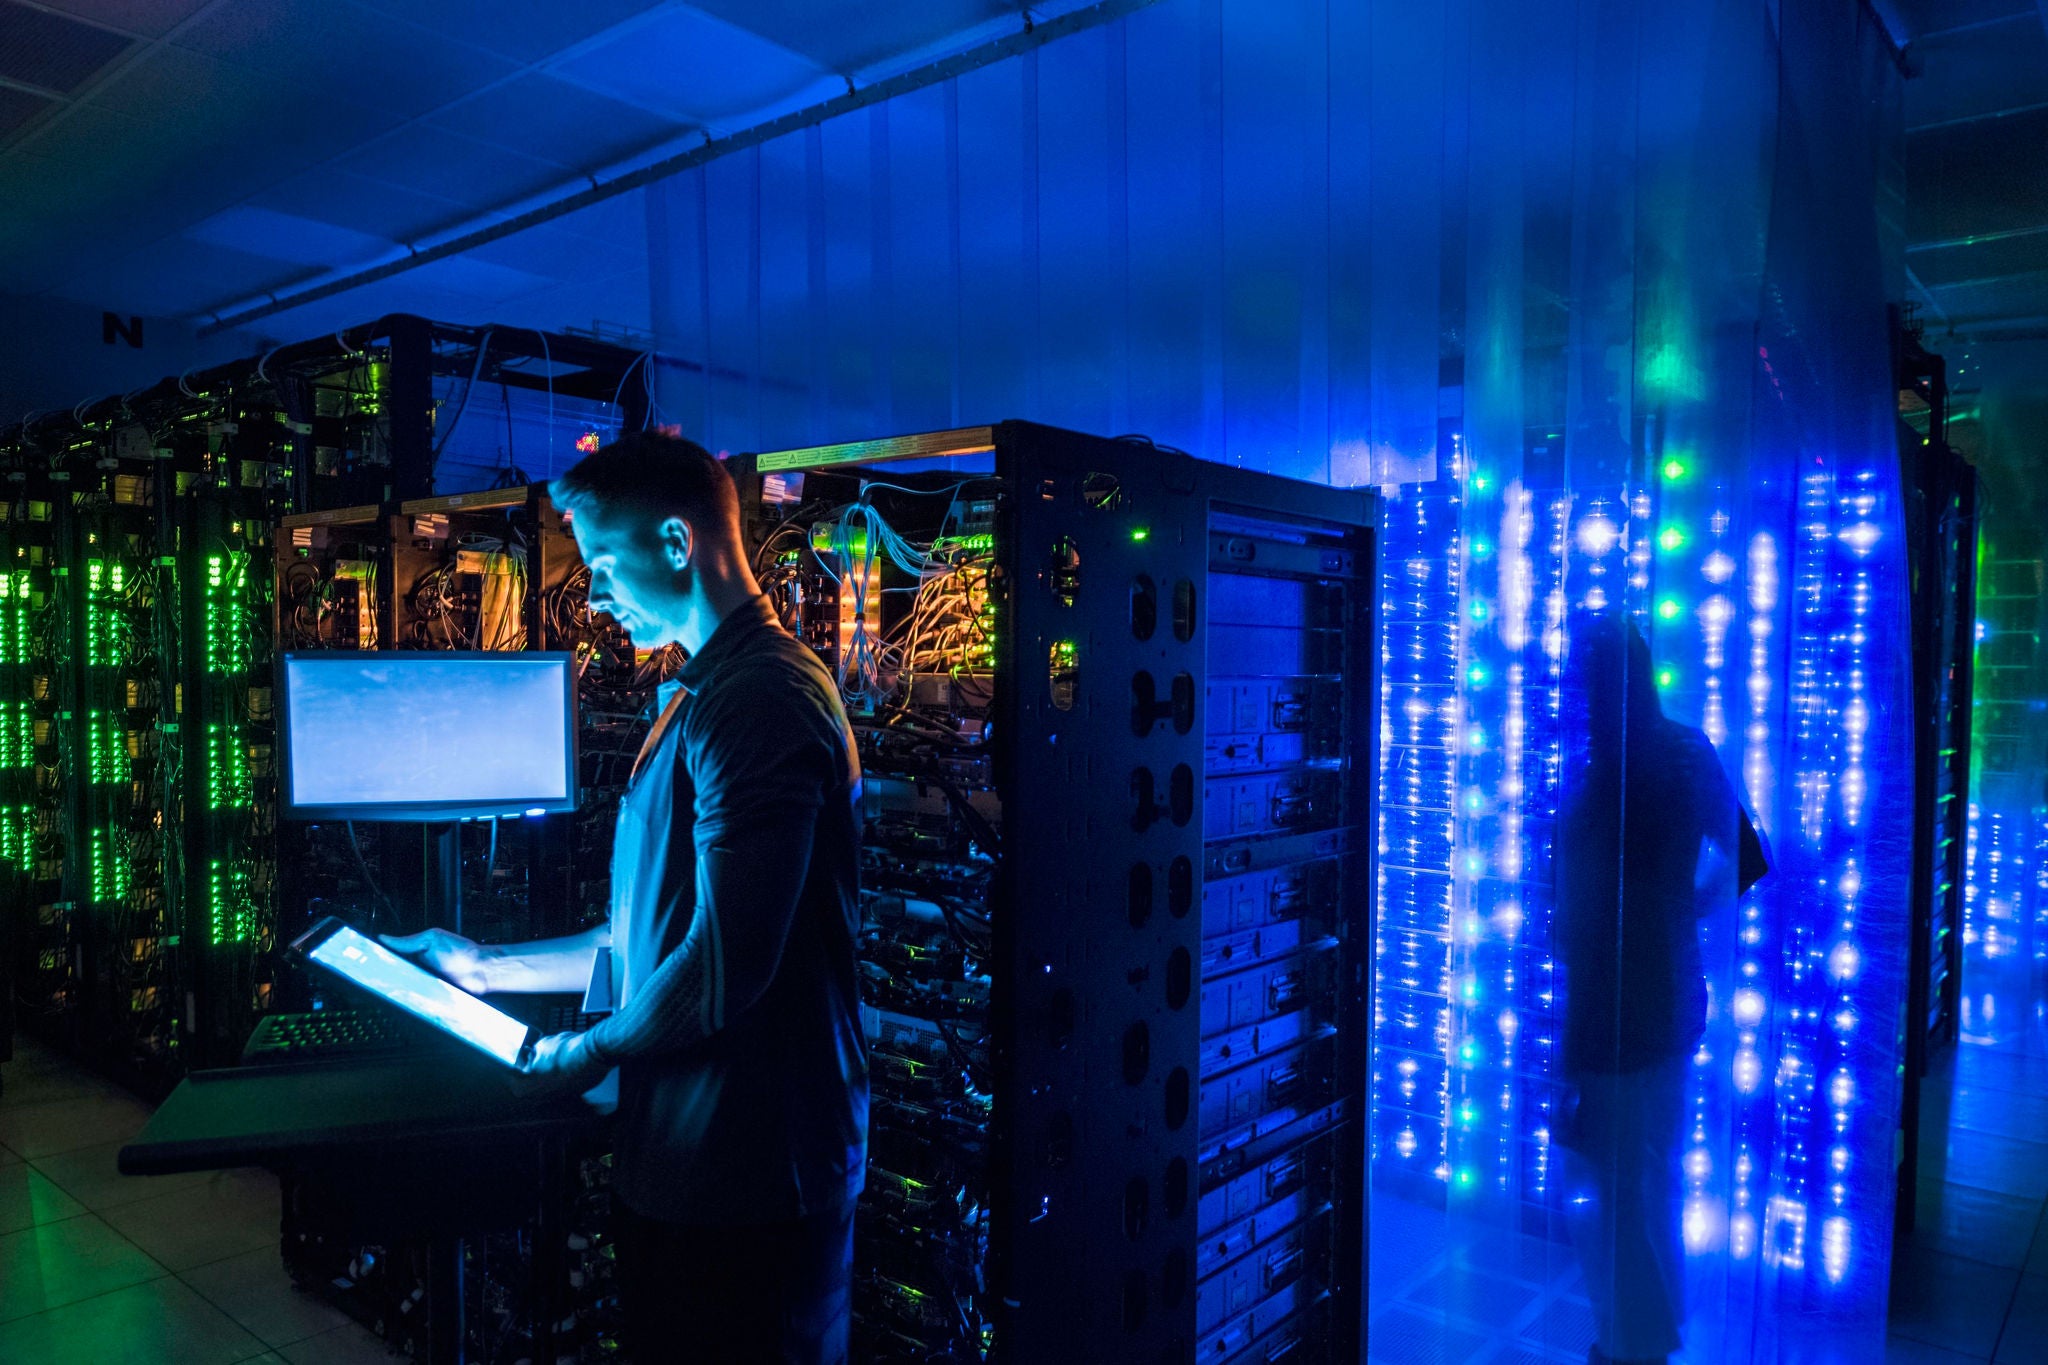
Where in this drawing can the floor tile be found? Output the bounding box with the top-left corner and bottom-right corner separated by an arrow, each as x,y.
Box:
1995,1275 -> 2048,1364
1921,1129 -> 2048,1202
0,1050 -> 124,1109
1889,1244 -> 2023,1361
32,1136 -> 216,1212
101,1169 -> 281,1273
0,1162 -> 89,1236
1911,1181 -> 2046,1270
0,1089 -> 153,1161
1886,1335 -> 1991,1364
1955,1047 -> 2048,1098
0,1276 -> 267,1365
180,1245 -> 352,1349
1946,1081 -> 2048,1145
0,1212 -> 166,1323
277,1321 -> 400,1364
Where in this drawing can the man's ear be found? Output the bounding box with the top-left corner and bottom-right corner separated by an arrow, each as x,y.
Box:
658,516 -> 693,571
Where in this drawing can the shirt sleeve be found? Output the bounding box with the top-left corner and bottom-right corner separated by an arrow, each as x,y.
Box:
584,662 -> 837,1062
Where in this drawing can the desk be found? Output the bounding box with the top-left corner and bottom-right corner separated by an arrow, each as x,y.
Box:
121,1054 -> 607,1363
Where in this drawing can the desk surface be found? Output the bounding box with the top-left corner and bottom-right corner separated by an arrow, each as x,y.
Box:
119,1056 -> 605,1175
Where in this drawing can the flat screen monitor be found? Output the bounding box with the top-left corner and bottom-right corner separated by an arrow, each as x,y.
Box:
280,652 -> 576,821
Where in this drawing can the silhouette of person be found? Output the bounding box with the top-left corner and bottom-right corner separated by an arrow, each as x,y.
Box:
1553,613 -> 1767,1365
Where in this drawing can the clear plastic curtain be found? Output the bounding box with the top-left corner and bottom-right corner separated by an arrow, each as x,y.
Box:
640,3 -> 1910,1360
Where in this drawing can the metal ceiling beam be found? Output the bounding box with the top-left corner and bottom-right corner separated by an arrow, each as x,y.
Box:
196,0 -> 1169,337
1907,222 -> 2048,254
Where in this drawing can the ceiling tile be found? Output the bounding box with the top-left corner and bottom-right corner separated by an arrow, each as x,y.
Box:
1908,233 -> 2048,290
1907,105 -> 2048,241
0,81 -> 54,136
680,0 -> 1016,76
551,5 -> 827,124
1925,271 -> 2048,326
74,237 -> 309,316
350,0 -> 666,66
336,125 -> 570,214
427,73 -> 688,173
1889,0 -> 2035,41
184,204 -> 395,270
29,1 -> 210,40
1906,21 -> 2048,130
0,0 -> 131,92
172,0 -> 518,119
253,167 -> 472,243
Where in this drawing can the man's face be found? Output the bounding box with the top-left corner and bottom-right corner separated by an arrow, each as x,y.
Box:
568,502 -> 692,649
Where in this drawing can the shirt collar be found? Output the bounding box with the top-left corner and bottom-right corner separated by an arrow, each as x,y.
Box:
674,594 -> 780,695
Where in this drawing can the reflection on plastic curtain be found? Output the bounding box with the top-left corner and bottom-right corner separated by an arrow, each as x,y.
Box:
639,2 -> 1911,1360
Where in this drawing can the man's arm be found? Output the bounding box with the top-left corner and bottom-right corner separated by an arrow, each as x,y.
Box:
522,665 -> 834,1085
381,922 -> 610,995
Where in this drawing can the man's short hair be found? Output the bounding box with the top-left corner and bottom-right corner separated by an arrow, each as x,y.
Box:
550,429 -> 740,541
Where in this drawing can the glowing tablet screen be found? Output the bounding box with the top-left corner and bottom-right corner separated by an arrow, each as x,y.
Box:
306,925 -> 529,1067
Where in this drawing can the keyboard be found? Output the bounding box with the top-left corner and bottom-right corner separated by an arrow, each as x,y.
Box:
545,1006 -> 607,1034
242,1009 -> 416,1064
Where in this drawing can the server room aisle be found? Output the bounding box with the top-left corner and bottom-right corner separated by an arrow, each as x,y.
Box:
1887,947 -> 2048,1364
0,1039 -> 389,1364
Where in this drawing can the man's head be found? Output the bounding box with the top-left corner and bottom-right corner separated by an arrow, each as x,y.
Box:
550,430 -> 757,652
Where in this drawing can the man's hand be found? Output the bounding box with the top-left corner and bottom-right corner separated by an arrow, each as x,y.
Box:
513,1030 -> 611,1097
379,928 -> 494,994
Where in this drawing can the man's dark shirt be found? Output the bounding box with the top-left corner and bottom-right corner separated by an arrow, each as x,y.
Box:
1555,720 -> 1746,1076
588,595 -> 867,1224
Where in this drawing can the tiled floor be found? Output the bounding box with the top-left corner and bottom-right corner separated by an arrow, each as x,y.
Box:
0,1038 -> 392,1365
1886,940 -> 2048,1365
6,942 -> 2045,1365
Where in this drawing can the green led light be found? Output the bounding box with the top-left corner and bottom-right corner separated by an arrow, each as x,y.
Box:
1469,537 -> 1493,559
1468,600 -> 1488,623
208,723 -> 251,810
1657,667 -> 1677,689
205,551 -> 248,674
1455,1167 -> 1476,1187
1466,664 -> 1488,687
91,828 -> 130,904
208,859 -> 255,945
89,711 -> 130,785
1130,526 -> 1150,543
0,804 -> 29,870
1658,526 -> 1686,552
1657,597 -> 1683,621
1661,457 -> 1689,482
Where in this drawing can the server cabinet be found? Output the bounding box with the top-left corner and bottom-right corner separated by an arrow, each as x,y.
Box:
741,422 -> 1376,1364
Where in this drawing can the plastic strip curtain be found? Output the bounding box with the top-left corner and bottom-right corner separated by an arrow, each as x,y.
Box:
641,2 -> 1909,1360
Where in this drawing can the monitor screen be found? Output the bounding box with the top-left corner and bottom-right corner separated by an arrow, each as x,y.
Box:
305,923 -> 530,1067
281,652 -> 576,820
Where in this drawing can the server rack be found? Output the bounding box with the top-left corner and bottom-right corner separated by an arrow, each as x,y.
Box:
1895,319 -> 1980,1229
740,422 -> 1375,1364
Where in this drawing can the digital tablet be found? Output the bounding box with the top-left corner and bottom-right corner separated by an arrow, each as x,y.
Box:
291,918 -> 534,1068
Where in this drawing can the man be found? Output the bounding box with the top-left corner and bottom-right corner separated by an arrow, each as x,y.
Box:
1552,614 -> 1766,1365
385,430 -> 868,1363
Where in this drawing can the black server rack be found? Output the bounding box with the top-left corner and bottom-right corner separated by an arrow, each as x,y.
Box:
1895,318 -> 1980,1230
737,421 -> 1375,1364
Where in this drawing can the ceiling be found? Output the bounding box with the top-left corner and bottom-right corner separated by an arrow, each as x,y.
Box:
3,1 -> 2044,352
1891,0 -> 2048,341
0,0 -> 1086,339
